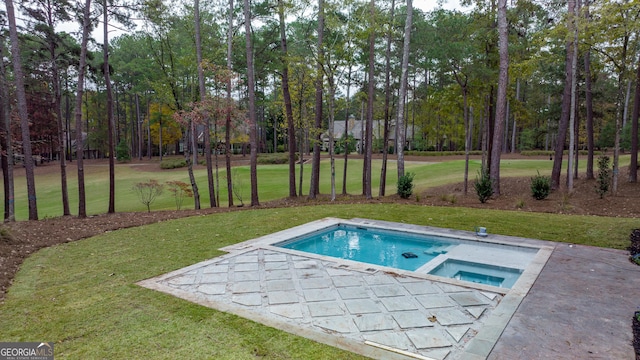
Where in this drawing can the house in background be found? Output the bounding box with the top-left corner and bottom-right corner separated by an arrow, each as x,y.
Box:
321,114 -> 415,153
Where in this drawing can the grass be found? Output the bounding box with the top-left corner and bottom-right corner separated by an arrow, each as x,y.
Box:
0,204 -> 637,359
7,154 -> 628,221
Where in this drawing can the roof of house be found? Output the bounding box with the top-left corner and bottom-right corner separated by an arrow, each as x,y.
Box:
323,120 -> 415,141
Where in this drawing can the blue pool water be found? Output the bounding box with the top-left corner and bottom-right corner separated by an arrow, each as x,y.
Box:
428,259 -> 523,288
276,223 -> 531,288
277,224 -> 456,271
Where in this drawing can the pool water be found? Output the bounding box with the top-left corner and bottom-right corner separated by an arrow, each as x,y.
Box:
276,223 -> 535,289
278,224 -> 455,271
428,259 -> 523,288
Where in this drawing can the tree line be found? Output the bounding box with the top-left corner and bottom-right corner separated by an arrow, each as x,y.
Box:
0,0 -> 638,221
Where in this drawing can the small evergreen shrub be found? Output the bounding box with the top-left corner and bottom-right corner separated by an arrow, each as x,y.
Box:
474,170 -> 493,203
257,153 -> 291,164
596,155 -> 611,199
530,171 -> 551,200
397,172 -> 415,199
160,159 -> 187,169
116,139 -> 131,162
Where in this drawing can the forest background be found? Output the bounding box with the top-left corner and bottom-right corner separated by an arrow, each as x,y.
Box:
0,0 -> 639,221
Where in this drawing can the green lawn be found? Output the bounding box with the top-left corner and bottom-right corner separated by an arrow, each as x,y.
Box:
5,154 -> 620,221
0,204 -> 636,359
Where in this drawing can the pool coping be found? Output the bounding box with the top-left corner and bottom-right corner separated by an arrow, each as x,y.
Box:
140,218 -> 555,359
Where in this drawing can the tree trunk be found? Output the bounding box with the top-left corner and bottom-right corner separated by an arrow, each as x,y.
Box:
363,0 -> 375,199
226,0 -> 234,206
623,79 -> 632,129
73,0 -> 92,217
103,0 -> 116,214
342,65 -> 352,195
463,87 -> 470,194
0,41 -> 15,221
567,10 -> 578,192
612,34 -> 630,195
6,0 -> 38,220
46,7 -> 70,216
466,106 -> 475,195
511,79 -> 519,154
630,52 -> 640,183
278,0 -> 297,198
147,96 -> 151,159
185,123 -> 201,209
551,0 -> 576,190
328,78 -> 336,201
243,0 -> 260,206
380,0 -> 395,197
396,0 -> 413,180
582,0 -> 594,180
309,0 -> 324,199
490,0 -> 509,196
136,94 -> 142,160
195,0 -> 216,208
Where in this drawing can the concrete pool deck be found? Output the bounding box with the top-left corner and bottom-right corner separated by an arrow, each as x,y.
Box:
138,218 -> 640,359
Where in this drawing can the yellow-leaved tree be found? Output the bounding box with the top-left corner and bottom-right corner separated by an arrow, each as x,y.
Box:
147,103 -> 182,157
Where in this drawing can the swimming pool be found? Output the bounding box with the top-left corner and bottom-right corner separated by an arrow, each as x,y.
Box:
274,220 -> 541,289
143,218 -> 555,359
278,224 -> 455,271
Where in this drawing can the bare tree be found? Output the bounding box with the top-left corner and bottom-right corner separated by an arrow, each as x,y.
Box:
5,0 -> 38,220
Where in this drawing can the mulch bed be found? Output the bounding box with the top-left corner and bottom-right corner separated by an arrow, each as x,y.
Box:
629,229 -> 640,260
635,311 -> 640,360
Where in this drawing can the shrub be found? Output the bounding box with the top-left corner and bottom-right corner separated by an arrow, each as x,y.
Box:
132,179 -> 163,212
596,155 -> 611,199
116,139 -> 131,162
473,170 -> 493,203
166,180 -> 193,210
397,172 -> 415,199
257,153 -> 291,164
530,171 -> 551,200
232,169 -> 244,206
160,158 -> 187,169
